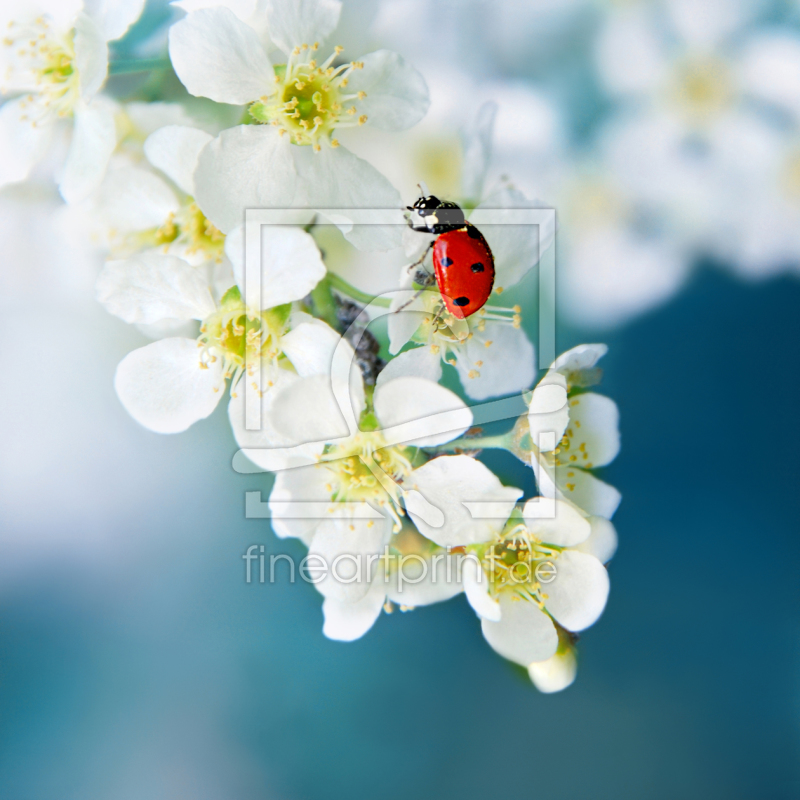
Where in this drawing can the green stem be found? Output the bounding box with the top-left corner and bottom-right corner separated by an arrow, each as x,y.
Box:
327,272 -> 392,307
427,433 -> 514,453
108,58 -> 172,76
310,279 -> 340,330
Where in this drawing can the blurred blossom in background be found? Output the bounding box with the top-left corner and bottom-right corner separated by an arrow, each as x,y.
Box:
1,0 -> 799,798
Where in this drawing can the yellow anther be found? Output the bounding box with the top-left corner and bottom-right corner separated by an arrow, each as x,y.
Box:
358,114 -> 367,125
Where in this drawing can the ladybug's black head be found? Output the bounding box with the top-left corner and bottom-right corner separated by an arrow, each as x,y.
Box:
408,195 -> 443,215
406,194 -> 465,234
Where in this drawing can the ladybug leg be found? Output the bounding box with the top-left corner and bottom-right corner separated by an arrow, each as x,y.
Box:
393,286 -> 427,314
405,240 -> 435,274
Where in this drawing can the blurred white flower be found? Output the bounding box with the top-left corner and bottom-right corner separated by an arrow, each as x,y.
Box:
595,0 -> 800,278
97,225 -> 328,433
0,0 -> 145,201
554,157 -> 692,329
168,0 -> 429,249
528,344 -> 621,520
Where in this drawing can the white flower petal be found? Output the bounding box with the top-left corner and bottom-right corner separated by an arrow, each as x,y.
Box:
481,594 -> 558,666
281,319 -> 342,377
97,252 -> 215,324
172,0 -> 257,24
267,373 -> 365,446
59,100 -> 117,204
168,7 -> 273,104
144,125 -> 213,195
462,557 -> 500,621
193,125 -> 297,233
739,33 -> 800,121
322,575 -> 386,642
375,345 -> 442,391
407,455 -> 521,547
115,337 -> 224,433
387,290 -> 427,354
294,144 -> 403,251
545,550 -> 609,632
527,371 -> 569,452
552,343 -> 608,375
0,98 -> 52,189
83,0 -> 146,41
455,322 -> 535,401
309,512 -> 390,603
123,101 -> 199,136
461,101 -> 497,203
228,224 -> 325,308
594,6 -> 667,96
346,49 -> 429,131
74,12 -> 108,100
563,392 -> 620,468
265,0 -> 341,53
528,648 -> 577,693
385,552 -> 463,607
471,187 -> 551,289
374,376 -> 471,448
268,461 -> 331,543
98,165 -> 180,231
574,516 -> 618,564
553,464 -> 622,519
522,498 -> 591,547
229,368 -> 324,472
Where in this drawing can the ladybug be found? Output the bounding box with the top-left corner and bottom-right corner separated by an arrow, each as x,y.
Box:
406,194 -> 495,319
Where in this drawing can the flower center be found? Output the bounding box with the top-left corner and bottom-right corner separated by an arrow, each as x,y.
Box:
320,431 -> 414,530
474,522 -> 561,607
197,287 -> 289,381
671,57 -> 732,122
2,17 -> 79,119
154,201 -> 225,260
249,45 -> 367,150
552,396 -> 594,469
411,290 -> 521,381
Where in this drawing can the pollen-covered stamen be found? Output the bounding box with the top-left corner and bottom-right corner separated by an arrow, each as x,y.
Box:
2,17 -> 79,122
248,45 -> 367,147
411,292 -> 522,377
123,200 -> 226,262
318,431 -> 415,531
197,287 -> 290,393
474,521 -> 561,608
552,396 -> 595,469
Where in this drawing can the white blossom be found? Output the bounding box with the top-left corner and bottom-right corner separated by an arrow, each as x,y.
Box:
167,0 -> 430,249
97,225 -> 328,433
405,460 -> 610,673
528,344 -> 621,519
0,0 -> 145,201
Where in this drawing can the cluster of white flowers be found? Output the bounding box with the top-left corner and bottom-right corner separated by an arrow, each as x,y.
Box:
2,0 -> 623,691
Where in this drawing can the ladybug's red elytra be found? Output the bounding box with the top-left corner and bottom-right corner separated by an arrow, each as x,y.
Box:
406,194 -> 495,319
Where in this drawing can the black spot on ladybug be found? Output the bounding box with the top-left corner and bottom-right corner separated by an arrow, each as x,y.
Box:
470,262 -> 484,273
467,225 -> 483,240
453,296 -> 470,307
440,257 -> 453,267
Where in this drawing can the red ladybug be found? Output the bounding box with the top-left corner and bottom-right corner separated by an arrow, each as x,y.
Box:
406,195 -> 495,319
